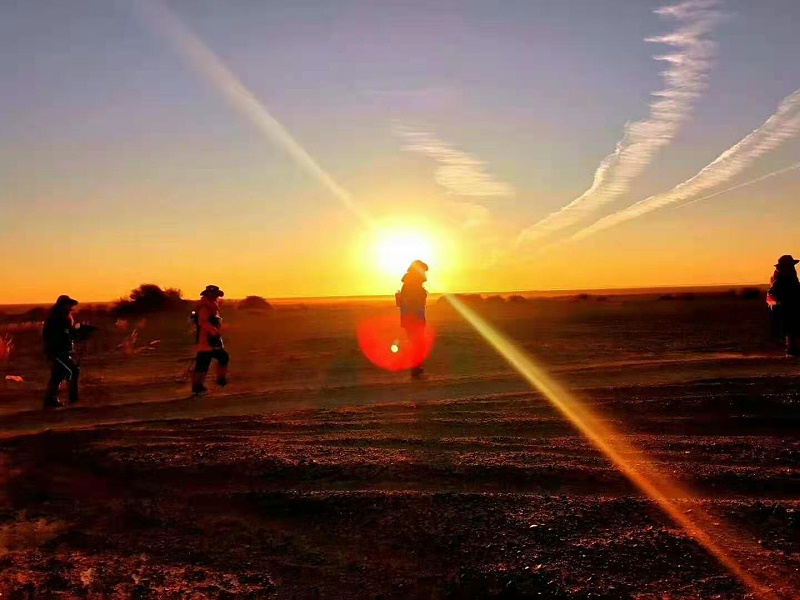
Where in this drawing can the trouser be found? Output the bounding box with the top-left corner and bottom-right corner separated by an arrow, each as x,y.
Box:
192,348 -> 229,387
46,355 -> 79,403
776,307 -> 800,355
787,334 -> 800,356
403,322 -> 426,376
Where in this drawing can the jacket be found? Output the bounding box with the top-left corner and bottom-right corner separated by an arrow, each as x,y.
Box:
397,271 -> 428,327
768,268 -> 800,309
43,312 -> 76,359
195,297 -> 224,351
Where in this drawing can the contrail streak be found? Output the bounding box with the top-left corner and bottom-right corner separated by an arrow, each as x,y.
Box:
136,0 -> 374,229
673,161 -> 800,210
569,88 -> 800,241
517,0 -> 722,245
138,3 -> 786,595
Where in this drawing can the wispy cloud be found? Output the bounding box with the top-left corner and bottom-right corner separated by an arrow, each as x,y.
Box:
447,201 -> 492,229
395,125 -> 515,197
568,88 -> 800,241
517,0 -> 722,244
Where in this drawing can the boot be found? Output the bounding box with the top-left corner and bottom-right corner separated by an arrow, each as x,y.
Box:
191,372 -> 208,396
43,396 -> 64,409
216,366 -> 228,388
43,380 -> 63,409
68,370 -> 80,404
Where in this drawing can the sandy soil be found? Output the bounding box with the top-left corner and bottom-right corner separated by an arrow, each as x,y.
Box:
0,295 -> 798,598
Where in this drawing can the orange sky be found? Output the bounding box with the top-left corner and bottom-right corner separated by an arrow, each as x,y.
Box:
3,1 -> 800,304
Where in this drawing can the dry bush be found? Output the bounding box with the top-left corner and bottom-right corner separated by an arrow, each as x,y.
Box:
0,335 -> 13,361
117,326 -> 160,358
113,284 -> 187,317
238,295 -> 273,311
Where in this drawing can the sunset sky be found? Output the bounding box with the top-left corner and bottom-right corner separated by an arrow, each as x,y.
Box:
2,0 -> 800,303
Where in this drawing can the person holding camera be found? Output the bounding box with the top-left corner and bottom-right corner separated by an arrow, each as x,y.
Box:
42,295 -> 82,408
191,285 -> 229,395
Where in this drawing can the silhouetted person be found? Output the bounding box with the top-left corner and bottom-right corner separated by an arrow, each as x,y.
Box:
396,260 -> 429,379
191,285 -> 229,395
767,254 -> 800,356
42,295 -> 80,408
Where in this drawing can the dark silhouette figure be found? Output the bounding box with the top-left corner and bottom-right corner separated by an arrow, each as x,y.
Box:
191,285 -> 229,395
42,295 -> 81,408
767,254 -> 800,356
396,260 -> 429,379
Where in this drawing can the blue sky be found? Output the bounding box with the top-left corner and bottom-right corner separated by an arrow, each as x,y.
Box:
2,0 -> 800,301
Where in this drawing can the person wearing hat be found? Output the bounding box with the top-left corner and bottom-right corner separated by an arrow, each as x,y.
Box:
42,295 -> 81,408
191,285 -> 229,395
396,260 -> 429,379
767,255 -> 800,356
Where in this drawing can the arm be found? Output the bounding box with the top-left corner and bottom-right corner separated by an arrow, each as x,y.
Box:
197,306 -> 220,337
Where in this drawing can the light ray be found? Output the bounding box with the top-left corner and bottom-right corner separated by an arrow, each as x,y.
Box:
137,3 -> 785,596
136,0 -> 374,230
444,294 -> 782,600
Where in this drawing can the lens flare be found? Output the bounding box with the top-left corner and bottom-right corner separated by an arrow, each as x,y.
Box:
358,315 -> 435,371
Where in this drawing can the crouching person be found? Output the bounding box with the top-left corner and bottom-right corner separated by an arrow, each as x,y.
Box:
192,285 -> 229,395
42,295 -> 81,408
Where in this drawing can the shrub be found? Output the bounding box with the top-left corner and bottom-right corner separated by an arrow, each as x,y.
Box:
238,296 -> 273,311
112,285 -> 187,317
486,295 -> 506,304
507,295 -> 527,304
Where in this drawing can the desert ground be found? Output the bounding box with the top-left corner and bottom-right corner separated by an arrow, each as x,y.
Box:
0,291 -> 798,598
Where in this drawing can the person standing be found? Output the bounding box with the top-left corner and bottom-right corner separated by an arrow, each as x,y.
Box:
767,254 -> 800,356
191,285 -> 229,395
42,295 -> 81,408
396,260 -> 429,379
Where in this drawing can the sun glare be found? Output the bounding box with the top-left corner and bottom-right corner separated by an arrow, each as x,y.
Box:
375,229 -> 436,278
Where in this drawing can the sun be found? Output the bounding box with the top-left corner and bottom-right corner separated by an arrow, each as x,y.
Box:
375,229 -> 436,278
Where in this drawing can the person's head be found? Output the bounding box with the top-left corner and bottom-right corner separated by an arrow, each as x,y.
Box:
775,255 -> 799,273
53,295 -> 78,315
200,285 -> 225,304
403,260 -> 429,284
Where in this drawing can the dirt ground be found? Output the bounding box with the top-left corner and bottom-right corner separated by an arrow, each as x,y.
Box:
0,294 -> 799,598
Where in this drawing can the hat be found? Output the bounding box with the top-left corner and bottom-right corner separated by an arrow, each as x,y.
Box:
775,255 -> 800,268
200,285 -> 225,298
55,295 -> 79,307
407,260 -> 429,273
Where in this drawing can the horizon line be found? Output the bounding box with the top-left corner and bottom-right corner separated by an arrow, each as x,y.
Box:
3,281 -> 768,308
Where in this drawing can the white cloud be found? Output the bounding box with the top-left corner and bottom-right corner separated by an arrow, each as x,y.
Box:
395,126 -> 515,197
518,0 -> 722,244
569,88 -> 800,241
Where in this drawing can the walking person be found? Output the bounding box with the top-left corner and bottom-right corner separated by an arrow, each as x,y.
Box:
191,285 -> 229,395
767,254 -> 800,356
396,260 -> 429,379
42,295 -> 81,408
